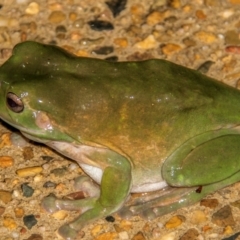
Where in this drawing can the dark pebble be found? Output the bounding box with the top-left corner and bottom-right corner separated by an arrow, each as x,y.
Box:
21,183 -> 34,197
41,155 -> 53,161
222,232 -> 240,240
105,56 -> 118,61
105,215 -> 115,222
92,46 -> 114,55
179,228 -> 199,240
22,147 -> 34,160
212,205 -> 235,227
51,167 -> 67,177
88,20 -> 114,31
197,60 -> 214,74
43,181 -> 57,188
23,215 -> 38,229
105,0 -> 127,17
56,25 -> 67,33
25,234 -> 43,240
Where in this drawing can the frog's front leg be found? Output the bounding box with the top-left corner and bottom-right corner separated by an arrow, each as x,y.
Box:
43,145 -> 132,240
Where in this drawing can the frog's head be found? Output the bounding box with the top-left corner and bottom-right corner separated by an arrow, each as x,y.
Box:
0,41 -> 79,143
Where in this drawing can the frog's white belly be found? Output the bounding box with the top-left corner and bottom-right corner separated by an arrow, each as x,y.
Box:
80,163 -> 168,193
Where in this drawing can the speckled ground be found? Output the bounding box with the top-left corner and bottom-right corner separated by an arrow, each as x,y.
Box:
1,0 -> 240,240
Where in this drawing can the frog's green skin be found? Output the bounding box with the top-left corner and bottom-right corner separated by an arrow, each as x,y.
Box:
1,41 -> 240,239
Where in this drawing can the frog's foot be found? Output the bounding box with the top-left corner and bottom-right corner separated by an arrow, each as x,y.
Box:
74,175 -> 100,198
42,193 -> 98,213
57,224 -> 82,240
42,194 -> 60,213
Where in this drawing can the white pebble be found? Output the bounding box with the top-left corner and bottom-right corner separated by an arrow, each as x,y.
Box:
208,233 -> 219,238
16,0 -> 29,4
12,189 -> 20,198
25,2 -> 40,15
69,163 -> 79,171
119,231 -> 129,240
159,232 -> 176,240
220,9 -> 234,18
12,231 -> 20,238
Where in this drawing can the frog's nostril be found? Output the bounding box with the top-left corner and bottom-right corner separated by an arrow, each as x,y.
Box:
6,92 -> 24,113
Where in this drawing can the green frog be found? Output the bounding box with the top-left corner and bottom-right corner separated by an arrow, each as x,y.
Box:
0,41 -> 240,239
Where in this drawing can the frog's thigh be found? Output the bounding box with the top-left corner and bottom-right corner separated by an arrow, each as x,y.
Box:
163,135 -> 240,187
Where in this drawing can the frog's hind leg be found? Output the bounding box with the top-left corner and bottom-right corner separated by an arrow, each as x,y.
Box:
122,133 -> 240,220
120,171 -> 240,220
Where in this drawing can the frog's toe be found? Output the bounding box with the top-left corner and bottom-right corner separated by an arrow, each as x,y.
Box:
74,175 -> 100,198
140,209 -> 157,220
117,206 -> 134,219
41,194 -> 60,213
57,224 -> 83,240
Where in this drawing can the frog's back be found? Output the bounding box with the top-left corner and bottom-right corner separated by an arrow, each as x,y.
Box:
56,58 -> 240,188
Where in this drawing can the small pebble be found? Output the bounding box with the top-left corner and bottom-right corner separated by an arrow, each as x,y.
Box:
16,166 -> 43,177
25,234 -> 43,240
226,46 -> 240,54
88,20 -> 114,31
158,231 -> 176,240
212,205 -> 235,227
222,231 -> 240,240
200,198 -> 219,209
146,10 -> 167,25
197,61 -> 214,74
92,46 -> 114,55
161,43 -> 182,55
21,183 -> 34,197
225,30 -> 240,45
41,155 -> 53,161
0,206 -> 5,216
165,215 -> 184,229
191,210 -> 207,224
34,174 -> 43,182
223,225 -> 233,235
179,228 -> 199,240
113,38 -> 128,48
91,224 -> 103,237
0,190 -> 12,204
220,9 -> 234,18
119,231 -> 129,240
48,11 -> 66,24
170,0 -> 181,8
43,181 -> 57,188
195,9 -> 206,19
132,231 -> 146,240
25,2 -> 40,15
0,133 -> 12,147
52,210 -> 68,220
22,146 -> 34,160
105,215 -> 115,222
229,0 -> 240,4
0,156 -> 14,168
94,232 -> 118,240
194,31 -> 217,43
106,0 -> 127,17
51,167 -> 67,177
3,216 -> 17,230
134,35 -> 158,50
23,215 -> 37,229
14,207 -> 24,218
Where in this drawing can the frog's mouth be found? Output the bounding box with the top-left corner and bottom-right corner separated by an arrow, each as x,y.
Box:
1,110 -> 75,144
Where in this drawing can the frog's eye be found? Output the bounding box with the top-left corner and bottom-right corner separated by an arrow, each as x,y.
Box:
6,92 -> 24,113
